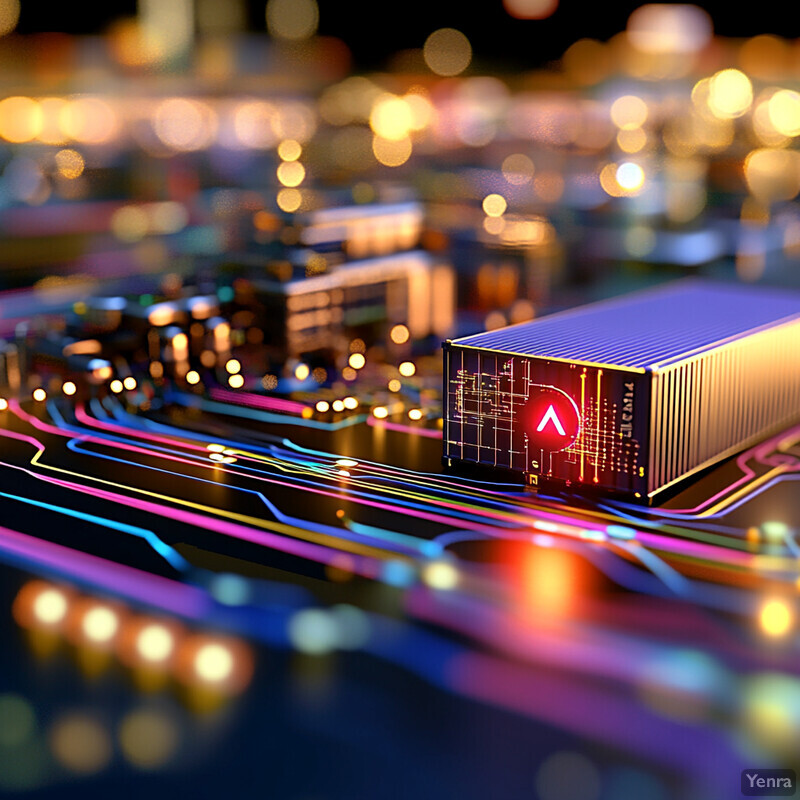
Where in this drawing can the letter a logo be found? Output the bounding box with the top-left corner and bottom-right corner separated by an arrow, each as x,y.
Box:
525,388 -> 580,452
536,404 -> 566,436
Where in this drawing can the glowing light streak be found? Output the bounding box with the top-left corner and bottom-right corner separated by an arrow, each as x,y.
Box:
21,387 -> 797,610
0,523 -> 206,617
0,489 -> 189,571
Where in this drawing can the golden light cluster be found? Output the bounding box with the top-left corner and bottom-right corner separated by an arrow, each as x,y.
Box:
315,396 -> 359,414
0,91 -> 322,164
13,580 -> 254,695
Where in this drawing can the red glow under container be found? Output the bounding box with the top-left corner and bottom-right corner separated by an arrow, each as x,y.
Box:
442,280 -> 800,502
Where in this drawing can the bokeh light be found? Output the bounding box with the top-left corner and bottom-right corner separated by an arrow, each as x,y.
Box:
176,634 -> 253,694
0,694 -> 35,747
277,139 -> 302,161
277,160 -> 306,187
277,188 -> 302,212
153,98 -> 217,152
707,69 -> 753,119
194,642 -> 234,682
503,0 -> 558,20
49,714 -> 112,775
390,324 -> 410,344
136,624 -> 175,663
502,153 -> 535,185
348,353 -> 366,370
118,709 -> 179,770
372,134 -> 412,167
627,4 -> 712,54
54,149 -> 85,180
0,0 -> 19,36
398,361 -> 416,377
0,97 -> 42,143
745,148 -> 800,203
610,95 -> 648,130
81,605 -> 120,645
266,0 -> 319,41
288,608 -> 338,655
482,193 -> 507,217
370,95 -> 414,141
422,561 -> 459,590
59,98 -> 117,145
761,599 -> 792,637
768,90 -> 800,137
423,28 -> 472,77
615,162 -> 645,192
33,588 -> 68,625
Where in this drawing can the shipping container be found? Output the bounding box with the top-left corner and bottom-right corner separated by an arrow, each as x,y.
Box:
443,280 -> 800,502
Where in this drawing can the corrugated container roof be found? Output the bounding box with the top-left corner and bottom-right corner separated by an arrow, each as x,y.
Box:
450,280 -> 800,371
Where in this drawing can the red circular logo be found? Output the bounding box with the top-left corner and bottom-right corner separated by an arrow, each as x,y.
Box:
523,386 -> 581,452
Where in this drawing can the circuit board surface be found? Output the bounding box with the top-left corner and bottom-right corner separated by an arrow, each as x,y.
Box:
1,5 -> 800,800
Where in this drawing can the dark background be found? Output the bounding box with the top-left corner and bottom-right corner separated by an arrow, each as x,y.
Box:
12,1 -> 800,70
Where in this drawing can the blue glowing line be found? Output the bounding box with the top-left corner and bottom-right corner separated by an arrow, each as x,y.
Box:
74,434 -> 530,532
698,473 -> 800,518
103,399 -> 535,519
52,400 -> 766,613
783,530 -> 800,559
101,396 -> 286,455
603,469 -> 800,521
595,502 -> 745,538
0,490 -> 189,572
612,540 -> 690,595
58,406 -> 531,533
433,530 -> 491,548
280,436 -> 526,489
64,404 -> 652,560
345,519 -> 443,557
63,437 -> 448,555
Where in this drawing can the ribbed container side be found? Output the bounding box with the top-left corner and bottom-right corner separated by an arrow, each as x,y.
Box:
649,318 -> 800,496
